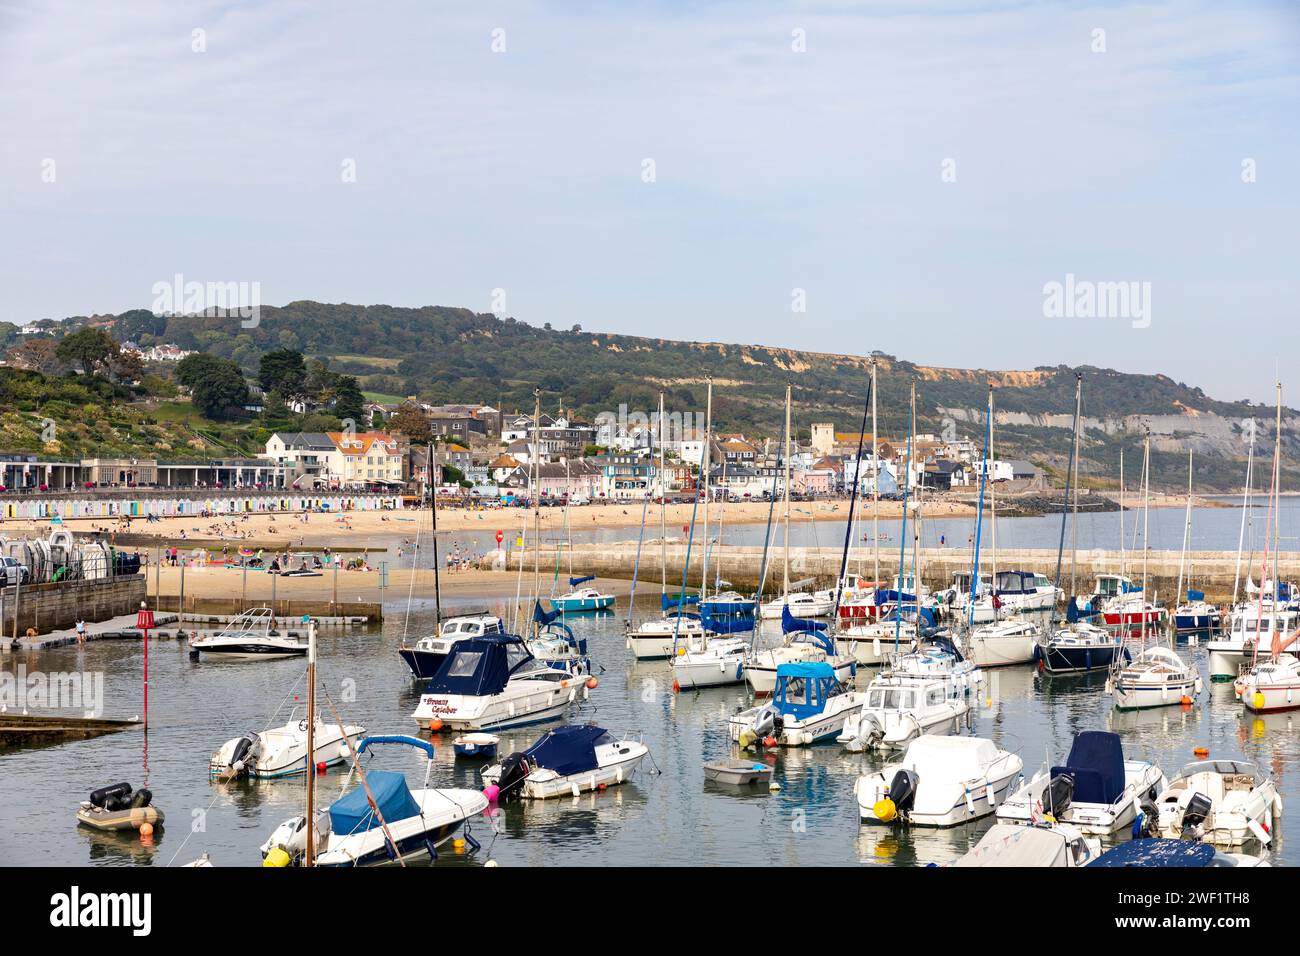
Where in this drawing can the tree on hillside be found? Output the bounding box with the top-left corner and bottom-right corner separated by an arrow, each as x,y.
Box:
333,375 -> 364,425
56,328 -> 118,377
388,402 -> 432,443
6,339 -> 65,376
258,348 -> 307,404
176,352 -> 249,419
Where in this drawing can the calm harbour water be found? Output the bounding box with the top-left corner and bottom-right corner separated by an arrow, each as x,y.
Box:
1,593 -> 1296,868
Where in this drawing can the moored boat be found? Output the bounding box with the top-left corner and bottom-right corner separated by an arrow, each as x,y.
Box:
729,662 -> 863,747
482,724 -> 648,800
855,735 -> 1023,827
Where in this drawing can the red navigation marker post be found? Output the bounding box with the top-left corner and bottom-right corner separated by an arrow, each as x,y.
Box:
496,530 -> 504,546
136,601 -> 155,729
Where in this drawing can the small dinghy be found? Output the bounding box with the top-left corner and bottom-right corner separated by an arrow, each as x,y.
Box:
1153,758 -> 1282,846
997,730 -> 1167,835
482,725 -> 649,800
453,733 -> 500,758
855,735 -> 1023,827
76,782 -> 164,832
952,822 -> 1101,867
260,735 -> 487,867
703,760 -> 773,787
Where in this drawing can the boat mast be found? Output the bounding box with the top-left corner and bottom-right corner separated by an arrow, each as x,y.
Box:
1231,427 -> 1256,607
990,388 -> 998,620
1174,448 -> 1193,638
968,384 -> 992,629
700,378 -> 714,601
1140,428 -> 1151,645
1053,374 -> 1081,606
909,382 -> 919,603
659,392 -> 667,597
871,357 -> 880,589
893,382 -> 914,652
1271,381 -> 1282,649
531,389 -> 542,628
304,618 -> 316,867
782,383 -> 792,601
428,441 -> 442,628
834,378 -> 873,620
1118,448 -> 1125,585
1069,380 -> 1080,597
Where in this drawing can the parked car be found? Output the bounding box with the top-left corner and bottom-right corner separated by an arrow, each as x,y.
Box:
0,557 -> 31,587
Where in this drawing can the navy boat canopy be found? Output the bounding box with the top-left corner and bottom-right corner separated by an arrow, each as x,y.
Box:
568,575 -> 595,587
921,634 -> 965,662
533,601 -> 561,627
329,770 -> 419,835
1186,589 -> 1205,602
425,634 -> 533,696
524,724 -> 610,776
662,593 -> 701,611
782,605 -> 828,635
1088,839 -> 1217,867
701,609 -> 756,634
1053,730 -> 1125,805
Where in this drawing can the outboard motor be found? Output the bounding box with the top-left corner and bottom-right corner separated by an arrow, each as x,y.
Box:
495,752 -> 532,800
853,713 -> 883,751
229,733 -> 259,773
90,782 -> 133,812
751,704 -> 783,740
1180,792 -> 1213,836
888,769 -> 920,817
1046,772 -> 1074,817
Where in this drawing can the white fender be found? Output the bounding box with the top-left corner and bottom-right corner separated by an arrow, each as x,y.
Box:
1248,817 -> 1271,845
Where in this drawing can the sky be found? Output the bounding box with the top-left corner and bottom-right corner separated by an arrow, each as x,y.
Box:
1,0 -> 1297,404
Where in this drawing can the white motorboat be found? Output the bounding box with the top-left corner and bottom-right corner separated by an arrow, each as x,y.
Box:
964,617 -> 1041,668
412,633 -> 589,731
527,617 -> 591,676
550,579 -> 615,613
1109,645 -> 1201,710
989,570 -> 1063,615
260,735 -> 487,867
837,674 -> 967,752
1207,605 -> 1299,681
744,629 -> 856,696
1153,758 -> 1282,847
1235,651 -> 1300,713
953,822 -> 1101,867
626,611 -> 707,660
729,662 -> 864,747
671,634 -> 750,689
997,731 -> 1167,835
188,607 -> 306,659
855,735 -> 1023,827
482,725 -> 648,799
398,614 -> 506,680
759,591 -> 835,619
210,712 -> 365,780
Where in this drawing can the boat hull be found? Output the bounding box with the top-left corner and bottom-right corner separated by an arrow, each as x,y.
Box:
1039,642 -> 1122,674
1112,675 -> 1199,710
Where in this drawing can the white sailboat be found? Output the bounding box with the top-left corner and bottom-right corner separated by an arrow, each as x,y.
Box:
1108,432 -> 1200,710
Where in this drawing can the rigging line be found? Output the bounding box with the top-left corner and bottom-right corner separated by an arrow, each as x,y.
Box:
320,686 -> 406,867
832,378 -> 873,620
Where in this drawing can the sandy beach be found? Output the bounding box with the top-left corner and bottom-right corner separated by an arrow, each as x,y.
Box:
0,496 -> 980,549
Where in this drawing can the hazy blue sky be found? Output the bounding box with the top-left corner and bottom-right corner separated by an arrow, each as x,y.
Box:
2,1 -> 1297,403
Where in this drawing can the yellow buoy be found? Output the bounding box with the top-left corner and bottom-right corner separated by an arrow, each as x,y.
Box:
1253,692 -> 1267,710
453,838 -> 466,853
677,647 -> 686,657
263,847 -> 291,868
873,798 -> 897,823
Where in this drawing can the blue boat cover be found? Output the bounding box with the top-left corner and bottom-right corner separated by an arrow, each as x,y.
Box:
356,735 -> 434,758
1052,730 -> 1125,805
701,609 -> 756,634
1119,580 -> 1143,594
781,605 -> 828,635
662,593 -> 700,611
874,589 -> 917,604
1088,840 -> 1216,867
776,661 -> 834,680
524,725 -> 610,776
1186,589 -> 1205,602
328,770 -> 419,835
425,634 -> 531,696
921,634 -> 965,662
533,601 -> 561,626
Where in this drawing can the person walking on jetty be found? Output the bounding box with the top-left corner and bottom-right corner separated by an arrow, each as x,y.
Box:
76,619 -> 86,644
